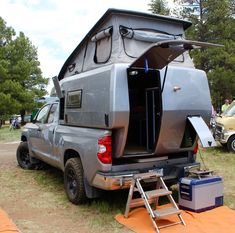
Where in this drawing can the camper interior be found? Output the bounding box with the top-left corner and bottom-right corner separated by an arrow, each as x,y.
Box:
124,68 -> 162,155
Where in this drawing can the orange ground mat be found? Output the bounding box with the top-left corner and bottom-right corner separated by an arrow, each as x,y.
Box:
116,206 -> 235,233
0,208 -> 19,233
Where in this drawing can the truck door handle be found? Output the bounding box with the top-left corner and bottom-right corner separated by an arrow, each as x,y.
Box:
173,86 -> 181,92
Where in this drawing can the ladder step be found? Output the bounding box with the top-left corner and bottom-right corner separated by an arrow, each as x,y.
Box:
129,197 -> 156,208
153,207 -> 181,219
134,172 -> 162,180
145,189 -> 172,199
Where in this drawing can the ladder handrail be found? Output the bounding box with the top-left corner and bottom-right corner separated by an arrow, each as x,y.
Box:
124,172 -> 186,233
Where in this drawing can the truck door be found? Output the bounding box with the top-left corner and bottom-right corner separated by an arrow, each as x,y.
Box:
30,103 -> 58,162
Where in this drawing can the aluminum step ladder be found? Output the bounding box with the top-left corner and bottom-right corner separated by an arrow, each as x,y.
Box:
124,171 -> 185,233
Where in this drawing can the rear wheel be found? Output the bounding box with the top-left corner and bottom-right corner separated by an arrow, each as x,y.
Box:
16,141 -> 35,169
227,136 -> 235,152
64,158 -> 87,204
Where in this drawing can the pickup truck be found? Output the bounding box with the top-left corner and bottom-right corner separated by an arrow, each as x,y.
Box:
16,9 -> 217,204
16,100 -> 201,204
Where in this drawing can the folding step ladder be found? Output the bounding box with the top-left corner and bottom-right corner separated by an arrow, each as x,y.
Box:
124,171 -> 185,233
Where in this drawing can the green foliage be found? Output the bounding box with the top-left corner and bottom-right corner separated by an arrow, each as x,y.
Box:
0,17 -> 48,118
148,0 -> 170,15
174,0 -> 235,108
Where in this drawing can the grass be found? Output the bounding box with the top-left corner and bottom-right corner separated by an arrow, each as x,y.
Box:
0,130 -> 234,231
25,144 -> 235,232
197,146 -> 235,209
0,125 -> 21,142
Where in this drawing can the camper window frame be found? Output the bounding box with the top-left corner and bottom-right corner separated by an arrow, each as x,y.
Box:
66,89 -> 83,109
91,26 -> 113,64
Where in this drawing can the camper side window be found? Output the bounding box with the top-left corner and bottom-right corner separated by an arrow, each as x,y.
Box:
91,26 -> 113,64
66,90 -> 82,108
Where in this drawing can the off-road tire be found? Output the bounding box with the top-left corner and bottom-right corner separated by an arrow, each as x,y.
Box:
16,141 -> 35,169
64,158 -> 87,204
227,136 -> 235,153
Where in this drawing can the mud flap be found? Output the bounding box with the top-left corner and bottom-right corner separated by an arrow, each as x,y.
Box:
187,116 -> 216,148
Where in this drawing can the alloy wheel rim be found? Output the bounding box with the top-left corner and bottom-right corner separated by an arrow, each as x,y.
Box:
67,168 -> 77,197
21,149 -> 30,166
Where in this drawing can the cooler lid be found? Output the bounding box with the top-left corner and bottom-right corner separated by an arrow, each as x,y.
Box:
130,40 -> 222,70
187,116 -> 216,148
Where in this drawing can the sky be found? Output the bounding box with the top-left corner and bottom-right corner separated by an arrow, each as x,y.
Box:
0,0 -> 173,94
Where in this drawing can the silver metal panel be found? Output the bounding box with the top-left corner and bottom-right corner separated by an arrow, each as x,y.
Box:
187,116 -> 216,148
61,64 -> 130,158
155,66 -> 213,154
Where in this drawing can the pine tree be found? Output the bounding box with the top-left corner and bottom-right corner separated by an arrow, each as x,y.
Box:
148,0 -> 170,15
0,17 -> 48,121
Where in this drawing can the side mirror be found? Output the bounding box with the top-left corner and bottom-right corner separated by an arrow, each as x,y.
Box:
31,115 -> 36,123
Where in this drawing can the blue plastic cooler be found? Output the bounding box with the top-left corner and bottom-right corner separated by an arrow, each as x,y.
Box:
179,176 -> 223,212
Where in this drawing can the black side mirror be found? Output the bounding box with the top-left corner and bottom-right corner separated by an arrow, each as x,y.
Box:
31,115 -> 36,123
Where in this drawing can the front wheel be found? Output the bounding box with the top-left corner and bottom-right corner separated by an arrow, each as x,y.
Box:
227,136 -> 235,153
64,158 -> 87,204
16,141 -> 35,169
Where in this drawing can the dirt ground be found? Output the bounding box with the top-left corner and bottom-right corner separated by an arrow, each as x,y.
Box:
0,142 -> 131,233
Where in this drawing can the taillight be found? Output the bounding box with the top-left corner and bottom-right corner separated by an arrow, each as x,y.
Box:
193,143 -> 199,155
97,136 -> 112,164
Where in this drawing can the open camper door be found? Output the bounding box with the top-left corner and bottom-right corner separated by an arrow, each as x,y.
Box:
187,116 -> 216,147
126,40 -> 220,155
130,40 -> 222,70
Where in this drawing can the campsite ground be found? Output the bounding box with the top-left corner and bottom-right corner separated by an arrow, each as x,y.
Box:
0,126 -> 234,233
0,127 -> 131,233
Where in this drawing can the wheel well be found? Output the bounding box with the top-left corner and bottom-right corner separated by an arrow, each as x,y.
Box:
64,149 -> 80,166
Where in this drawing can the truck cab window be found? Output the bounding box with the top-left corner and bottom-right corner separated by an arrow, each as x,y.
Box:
48,104 -> 59,123
35,105 -> 50,124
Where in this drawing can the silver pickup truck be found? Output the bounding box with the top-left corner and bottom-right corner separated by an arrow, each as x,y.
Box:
16,9 -> 218,204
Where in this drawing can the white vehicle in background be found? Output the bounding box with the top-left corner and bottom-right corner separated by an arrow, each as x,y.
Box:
215,101 -> 235,152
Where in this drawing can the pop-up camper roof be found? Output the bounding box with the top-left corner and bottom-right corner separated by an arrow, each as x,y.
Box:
58,8 -> 192,80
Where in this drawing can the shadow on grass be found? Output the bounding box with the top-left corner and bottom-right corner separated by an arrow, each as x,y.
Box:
29,165 -> 128,212
26,164 -> 182,217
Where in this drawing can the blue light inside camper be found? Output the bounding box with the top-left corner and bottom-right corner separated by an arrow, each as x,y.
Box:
144,58 -> 149,73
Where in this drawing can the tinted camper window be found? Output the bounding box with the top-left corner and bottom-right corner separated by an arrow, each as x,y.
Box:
67,90 -> 82,108
91,26 -> 113,64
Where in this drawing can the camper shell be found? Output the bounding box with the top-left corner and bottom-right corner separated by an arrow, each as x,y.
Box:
58,9 -> 216,158
19,9 -> 218,202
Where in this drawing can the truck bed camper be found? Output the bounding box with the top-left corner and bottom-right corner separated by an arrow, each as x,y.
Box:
18,9 -> 220,203
57,9 -> 217,157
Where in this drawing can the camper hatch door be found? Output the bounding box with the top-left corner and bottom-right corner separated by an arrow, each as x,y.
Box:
129,39 -> 223,70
